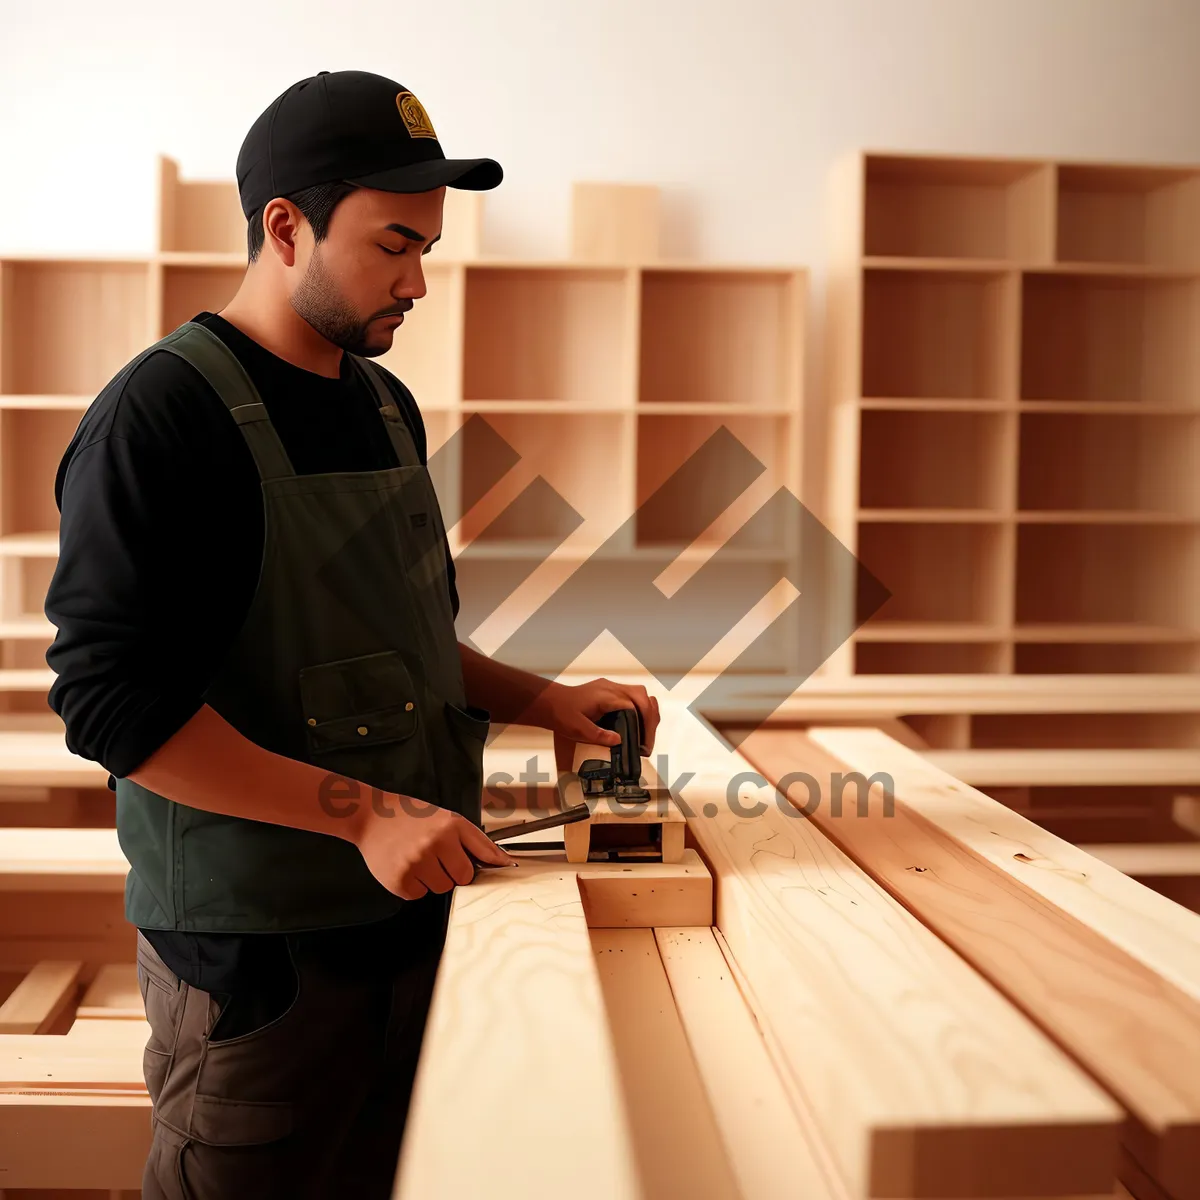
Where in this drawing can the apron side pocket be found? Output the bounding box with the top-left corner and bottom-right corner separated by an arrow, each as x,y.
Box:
441,701 -> 490,825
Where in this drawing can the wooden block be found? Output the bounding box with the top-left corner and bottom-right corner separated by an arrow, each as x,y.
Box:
0,962 -> 81,1034
655,927 -> 844,1200
576,850 -> 711,927
393,861 -> 641,1199
77,964 -> 143,1021
657,704 -> 1123,1200
767,725 -> 1200,1200
590,927 -> 740,1198
561,741 -> 686,863
570,182 -> 660,263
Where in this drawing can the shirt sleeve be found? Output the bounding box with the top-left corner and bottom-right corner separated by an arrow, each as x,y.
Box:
44,357 -> 257,781
45,435 -> 209,779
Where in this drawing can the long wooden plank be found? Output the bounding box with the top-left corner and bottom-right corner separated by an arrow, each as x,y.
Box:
755,725 -> 1200,1200
590,928 -> 740,1199
655,927 -> 847,1200
802,728 -> 1200,1007
921,748 -> 1200,787
392,860 -> 641,1200
0,1093 -> 152,1189
0,961 -> 81,1034
655,704 -> 1123,1200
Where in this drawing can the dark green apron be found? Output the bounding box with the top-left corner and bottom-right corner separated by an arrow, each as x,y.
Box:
115,321 -> 489,932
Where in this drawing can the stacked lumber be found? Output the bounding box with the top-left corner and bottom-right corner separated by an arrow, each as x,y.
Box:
0,690 -> 1196,1199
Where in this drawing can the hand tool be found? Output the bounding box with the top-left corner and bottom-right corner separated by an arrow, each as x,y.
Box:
469,707 -> 651,875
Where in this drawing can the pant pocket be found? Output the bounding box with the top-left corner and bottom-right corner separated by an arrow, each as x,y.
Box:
177,1105 -> 296,1199
137,936 -> 186,1100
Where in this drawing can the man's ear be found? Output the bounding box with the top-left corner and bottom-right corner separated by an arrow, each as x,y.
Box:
261,198 -> 303,267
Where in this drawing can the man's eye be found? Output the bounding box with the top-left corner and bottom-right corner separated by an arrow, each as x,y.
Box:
379,245 -> 406,256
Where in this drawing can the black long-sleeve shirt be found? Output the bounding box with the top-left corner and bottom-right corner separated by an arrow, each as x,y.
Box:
47,309 -> 458,781
45,311 -> 459,1004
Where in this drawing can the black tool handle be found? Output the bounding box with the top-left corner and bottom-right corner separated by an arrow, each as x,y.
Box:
487,801 -> 593,843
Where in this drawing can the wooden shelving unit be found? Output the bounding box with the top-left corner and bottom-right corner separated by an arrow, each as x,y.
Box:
0,164 -> 807,703
826,151 -> 1200,676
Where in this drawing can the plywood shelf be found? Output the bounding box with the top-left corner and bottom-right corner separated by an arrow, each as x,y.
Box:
0,158 -> 811,689
1055,163 -> 1200,269
158,263 -> 241,340
829,150 -> 1200,674
0,261 -> 150,396
635,412 -> 796,550
638,269 -> 803,408
861,265 -> 1015,400
462,267 -> 633,407
859,407 -> 1013,512
1015,522 -> 1199,627
1020,271 -> 1200,406
1014,641 -> 1200,674
862,155 -> 1052,261
1017,409 -> 1199,515
856,519 -> 1008,625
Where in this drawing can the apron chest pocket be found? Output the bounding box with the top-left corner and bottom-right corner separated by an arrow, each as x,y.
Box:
298,650 -> 419,754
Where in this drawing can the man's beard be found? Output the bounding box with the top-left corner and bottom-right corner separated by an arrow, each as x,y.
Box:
290,248 -> 398,359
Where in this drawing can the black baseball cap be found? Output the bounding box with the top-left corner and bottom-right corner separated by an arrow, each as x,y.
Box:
236,70 -> 503,219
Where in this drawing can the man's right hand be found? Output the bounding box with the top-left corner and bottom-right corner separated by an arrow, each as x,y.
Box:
354,794 -> 518,900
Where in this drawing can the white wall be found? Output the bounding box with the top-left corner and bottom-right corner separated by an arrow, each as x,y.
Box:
3,0 -> 1199,262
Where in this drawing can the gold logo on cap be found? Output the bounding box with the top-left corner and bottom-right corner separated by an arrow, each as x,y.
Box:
396,91 -> 437,140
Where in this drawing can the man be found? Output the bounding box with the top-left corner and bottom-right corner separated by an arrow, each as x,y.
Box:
44,69 -> 659,1199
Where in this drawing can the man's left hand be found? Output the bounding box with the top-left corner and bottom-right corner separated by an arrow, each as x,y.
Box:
539,678 -> 660,765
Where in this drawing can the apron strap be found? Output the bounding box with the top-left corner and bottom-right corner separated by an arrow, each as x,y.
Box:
348,356 -> 423,469
157,321 -> 297,481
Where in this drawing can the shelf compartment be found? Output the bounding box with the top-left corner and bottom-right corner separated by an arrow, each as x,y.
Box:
1017,410 -> 1199,516
970,712 -> 1200,750
859,408 -> 1011,511
1020,272 -> 1200,406
158,157 -> 245,255
1055,164 -> 1200,269
1,556 -> 56,623
635,414 -> 794,549
1015,522 -> 1198,629
1013,641 -> 1200,674
0,633 -> 52,671
0,261 -> 149,395
864,155 -> 1052,261
995,784 -> 1192,844
455,552 -> 798,676
0,409 -> 82,536
855,641 -> 1008,674
855,520 -> 1008,625
462,268 -> 630,406
458,412 -> 631,547
378,264 -> 461,408
861,268 -> 1014,400
160,265 -> 242,337
638,270 -> 801,406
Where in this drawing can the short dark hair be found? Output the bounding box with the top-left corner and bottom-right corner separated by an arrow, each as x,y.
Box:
246,180 -> 361,263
